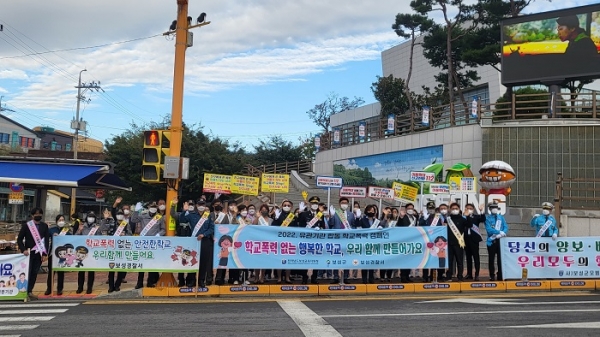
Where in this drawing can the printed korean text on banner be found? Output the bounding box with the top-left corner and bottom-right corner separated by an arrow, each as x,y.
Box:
367,186 -> 395,200
203,173 -> 232,194
410,171 -> 436,183
314,134 -> 321,150
392,182 -> 418,203
387,114 -> 395,132
214,225 -> 449,270
358,122 -> 366,140
339,186 -> 367,198
333,128 -> 340,144
231,175 -> 260,196
261,173 -> 290,193
429,183 -> 450,194
501,237 -> 600,279
448,177 -> 477,193
52,236 -> 200,272
0,254 -> 29,301
471,97 -> 478,118
422,106 -> 430,126
316,176 -> 343,189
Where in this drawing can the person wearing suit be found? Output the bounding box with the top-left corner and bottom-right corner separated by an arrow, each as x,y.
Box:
328,197 -> 356,284
17,207 -> 50,300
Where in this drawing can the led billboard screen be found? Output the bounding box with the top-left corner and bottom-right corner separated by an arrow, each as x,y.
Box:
501,4 -> 600,85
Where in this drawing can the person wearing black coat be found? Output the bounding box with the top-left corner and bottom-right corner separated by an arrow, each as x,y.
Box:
463,203 -> 485,281
271,200 -> 297,284
447,203 -> 468,282
398,203 -> 420,283
17,207 -> 50,300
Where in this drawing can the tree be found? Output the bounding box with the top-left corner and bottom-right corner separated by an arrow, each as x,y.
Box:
306,93 -> 364,133
392,13 -> 434,114
371,75 -> 412,116
496,86 -> 550,118
251,135 -> 304,166
411,0 -> 475,110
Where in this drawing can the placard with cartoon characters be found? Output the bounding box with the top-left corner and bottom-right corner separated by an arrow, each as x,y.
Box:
0,254 -> 29,300
51,236 -> 200,272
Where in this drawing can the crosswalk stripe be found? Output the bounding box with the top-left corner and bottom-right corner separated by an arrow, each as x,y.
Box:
0,325 -> 38,331
0,304 -> 79,309
0,317 -> 54,322
0,310 -> 67,315
0,335 -> 22,337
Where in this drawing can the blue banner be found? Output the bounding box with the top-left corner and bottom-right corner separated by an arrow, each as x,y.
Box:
501,237 -> 600,279
52,236 -> 200,272
214,225 -> 448,270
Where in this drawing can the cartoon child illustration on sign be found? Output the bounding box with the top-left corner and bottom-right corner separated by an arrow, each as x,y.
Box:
64,244 -> 76,267
7,275 -> 16,287
55,246 -> 68,267
17,273 -> 27,293
75,246 -> 89,268
427,236 -> 448,268
218,235 -> 234,269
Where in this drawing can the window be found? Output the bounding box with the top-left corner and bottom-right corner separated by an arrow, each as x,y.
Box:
27,138 -> 34,148
56,144 -> 62,151
18,136 -> 36,148
0,133 -> 8,144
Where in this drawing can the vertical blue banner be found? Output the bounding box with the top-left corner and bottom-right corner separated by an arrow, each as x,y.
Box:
214,225 -> 448,270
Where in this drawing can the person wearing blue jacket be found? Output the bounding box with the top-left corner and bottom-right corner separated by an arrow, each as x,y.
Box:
178,199 -> 201,288
484,202 -> 508,281
530,202 -> 559,240
195,199 -> 214,288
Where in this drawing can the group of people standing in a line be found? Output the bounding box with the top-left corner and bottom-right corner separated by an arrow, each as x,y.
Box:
16,194 -> 558,299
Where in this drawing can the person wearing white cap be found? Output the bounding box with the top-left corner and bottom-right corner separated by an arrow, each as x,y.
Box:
484,202 -> 508,281
530,202 -> 559,240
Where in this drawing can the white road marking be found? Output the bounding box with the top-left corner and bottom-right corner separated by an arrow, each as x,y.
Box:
494,322 -> 600,329
0,303 -> 79,309
0,325 -> 38,331
0,310 -> 67,315
0,335 -> 21,337
322,308 -> 600,318
0,317 -> 54,322
419,298 -> 600,306
278,301 -> 343,337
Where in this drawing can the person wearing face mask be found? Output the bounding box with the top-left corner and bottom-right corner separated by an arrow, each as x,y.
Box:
446,203 -> 467,282
436,203 -> 450,281
108,209 -> 132,292
530,202 -> 559,241
463,203 -> 485,281
18,207 -> 50,300
418,201 -> 439,282
396,203 -> 419,282
328,197 -> 356,284
130,201 -> 166,289
211,199 -> 228,285
75,211 -> 104,294
176,199 -> 199,287
193,199 -> 214,288
251,204 -> 272,284
214,199 -> 242,285
45,214 -> 70,296
112,197 -> 133,236
298,196 -> 326,284
271,200 -> 296,284
485,202 -> 508,281
356,205 -> 379,284
246,204 -> 257,224
157,199 -> 167,216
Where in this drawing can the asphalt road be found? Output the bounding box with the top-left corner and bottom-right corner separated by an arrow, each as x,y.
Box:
5,293 -> 600,337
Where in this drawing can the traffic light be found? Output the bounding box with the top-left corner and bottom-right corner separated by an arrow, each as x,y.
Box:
141,130 -> 171,183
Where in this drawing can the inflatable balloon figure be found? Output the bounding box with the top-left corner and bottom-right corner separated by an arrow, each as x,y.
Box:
479,160 -> 516,196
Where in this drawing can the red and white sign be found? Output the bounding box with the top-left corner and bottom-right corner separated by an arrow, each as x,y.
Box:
410,171 -> 436,182
339,186 -> 367,198
367,186 -> 394,200
316,176 -> 343,188
9,183 -> 23,193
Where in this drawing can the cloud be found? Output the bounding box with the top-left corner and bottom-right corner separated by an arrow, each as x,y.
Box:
340,159 -> 359,169
374,162 -> 382,168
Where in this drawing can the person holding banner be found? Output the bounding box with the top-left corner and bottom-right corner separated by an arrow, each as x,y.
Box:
75,211 -> 104,294
328,197 -> 355,284
446,203 -> 467,282
195,199 -> 214,288
17,207 -> 50,300
485,202 -> 508,281
356,204 -> 380,284
251,204 -> 272,284
45,214 -> 70,296
176,199 -> 200,287
419,201 -> 439,282
396,204 -> 420,283
108,209 -> 132,292
272,199 -> 297,284
298,196 -> 327,284
530,202 -> 559,240
463,203 -> 485,281
131,202 -> 166,289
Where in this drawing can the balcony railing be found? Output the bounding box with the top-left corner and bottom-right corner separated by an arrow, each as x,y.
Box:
320,92 -> 599,150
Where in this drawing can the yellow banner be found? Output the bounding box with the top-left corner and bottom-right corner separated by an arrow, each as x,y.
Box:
261,173 -> 290,193
203,173 -> 232,194
392,182 -> 418,203
231,175 -> 260,196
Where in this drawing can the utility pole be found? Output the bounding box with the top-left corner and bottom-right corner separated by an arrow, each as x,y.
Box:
70,69 -> 103,217
163,0 -> 210,236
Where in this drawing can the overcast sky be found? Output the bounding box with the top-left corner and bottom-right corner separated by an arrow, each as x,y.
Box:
0,0 -> 596,149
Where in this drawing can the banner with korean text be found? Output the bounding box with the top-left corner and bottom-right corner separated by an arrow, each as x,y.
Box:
52,236 -> 200,272
214,225 -> 448,270
0,254 -> 29,301
501,237 -> 600,279
261,173 -> 290,193
203,173 -> 232,194
231,175 -> 260,196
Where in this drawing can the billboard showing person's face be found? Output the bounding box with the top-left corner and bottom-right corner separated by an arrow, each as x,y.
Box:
501,4 -> 600,85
